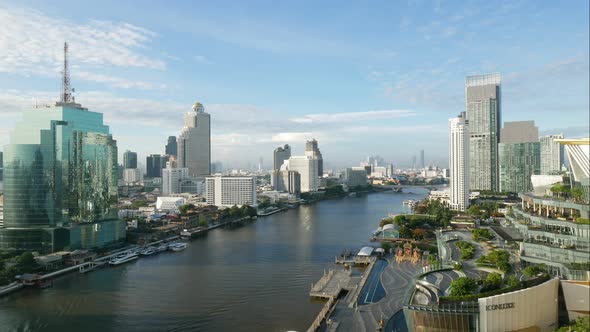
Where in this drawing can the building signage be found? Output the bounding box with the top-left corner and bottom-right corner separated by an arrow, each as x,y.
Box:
486,303 -> 515,311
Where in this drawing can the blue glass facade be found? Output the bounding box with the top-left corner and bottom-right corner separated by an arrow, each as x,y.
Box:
0,102 -> 124,253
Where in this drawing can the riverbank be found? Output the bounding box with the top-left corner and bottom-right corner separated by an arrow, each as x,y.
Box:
0,190 -> 429,332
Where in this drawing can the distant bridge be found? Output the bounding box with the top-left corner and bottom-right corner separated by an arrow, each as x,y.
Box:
381,184 -> 446,192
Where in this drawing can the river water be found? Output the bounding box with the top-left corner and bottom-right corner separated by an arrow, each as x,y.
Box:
0,190 -> 427,332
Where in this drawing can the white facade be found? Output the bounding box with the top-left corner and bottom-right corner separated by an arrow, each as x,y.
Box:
123,168 -> 142,184
177,102 -> 211,179
205,176 -> 256,207
344,167 -> 368,188
449,114 -> 470,211
156,196 -> 186,212
540,134 -> 564,175
285,156 -> 318,192
162,165 -> 189,195
478,277 -> 559,332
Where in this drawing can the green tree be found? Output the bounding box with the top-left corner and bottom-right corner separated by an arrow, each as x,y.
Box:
482,272 -> 502,292
555,316 -> 590,332
229,205 -> 241,218
571,186 -> 586,203
381,242 -> 392,252
523,264 -> 546,277
198,214 -> 208,227
505,275 -> 520,288
472,228 -> 494,242
449,277 -> 477,297
17,252 -> 38,271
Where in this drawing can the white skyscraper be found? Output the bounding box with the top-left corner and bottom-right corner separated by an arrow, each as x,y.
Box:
285,156 -> 318,192
162,159 -> 189,195
540,134 -> 564,175
449,113 -> 470,211
205,176 -> 256,207
177,102 -> 211,179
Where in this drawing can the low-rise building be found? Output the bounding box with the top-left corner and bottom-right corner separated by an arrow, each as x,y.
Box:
344,167 -> 368,188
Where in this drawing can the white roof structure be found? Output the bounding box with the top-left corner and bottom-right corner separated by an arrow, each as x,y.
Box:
357,246 -> 374,257
382,224 -> 396,231
156,197 -> 185,211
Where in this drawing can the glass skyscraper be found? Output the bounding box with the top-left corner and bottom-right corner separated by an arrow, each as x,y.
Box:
465,73 -> 501,192
0,101 -> 125,253
498,121 -> 541,193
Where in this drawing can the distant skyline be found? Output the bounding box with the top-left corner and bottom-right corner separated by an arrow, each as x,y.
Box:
0,0 -> 588,169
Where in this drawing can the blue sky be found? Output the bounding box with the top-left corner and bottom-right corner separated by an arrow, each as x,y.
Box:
0,0 -> 588,169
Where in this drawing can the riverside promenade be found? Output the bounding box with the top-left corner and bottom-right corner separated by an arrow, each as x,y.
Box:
325,259 -> 420,331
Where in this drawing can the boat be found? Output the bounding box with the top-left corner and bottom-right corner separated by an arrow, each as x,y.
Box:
156,244 -> 169,253
140,247 -> 157,256
109,252 -> 139,265
168,242 -> 188,252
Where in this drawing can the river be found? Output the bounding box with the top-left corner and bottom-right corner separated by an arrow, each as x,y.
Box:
0,189 -> 427,332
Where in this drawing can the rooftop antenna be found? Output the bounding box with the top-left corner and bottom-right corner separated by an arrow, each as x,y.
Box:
61,42 -> 72,103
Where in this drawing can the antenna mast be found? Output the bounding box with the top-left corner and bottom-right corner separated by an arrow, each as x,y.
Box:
61,42 -> 71,103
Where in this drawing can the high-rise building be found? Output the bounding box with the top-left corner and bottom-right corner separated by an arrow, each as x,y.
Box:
165,136 -> 177,157
0,151 -> 3,181
498,121 -> 540,193
123,168 -> 143,184
540,134 -> 564,175
146,154 -> 169,178
284,156 -> 318,192
305,139 -> 323,176
344,167 -> 368,188
123,150 -> 138,169
205,176 -> 256,207
273,144 -> 291,171
271,170 -> 301,195
466,73 -> 501,191
420,149 -> 425,169
449,113 -> 470,211
0,44 -> 124,252
177,102 -> 211,179
162,158 -> 189,195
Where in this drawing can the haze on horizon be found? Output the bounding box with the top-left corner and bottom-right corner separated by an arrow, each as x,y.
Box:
0,0 -> 588,170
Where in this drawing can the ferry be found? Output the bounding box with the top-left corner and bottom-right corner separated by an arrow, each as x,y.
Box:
168,242 -> 188,252
109,252 -> 139,266
140,247 -> 157,256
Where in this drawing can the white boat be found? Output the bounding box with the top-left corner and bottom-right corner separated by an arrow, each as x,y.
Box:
168,243 -> 188,252
156,244 -> 168,253
140,247 -> 157,256
109,253 -> 139,265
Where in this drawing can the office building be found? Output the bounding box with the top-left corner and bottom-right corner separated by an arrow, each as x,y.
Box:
305,139 -> 323,176
465,73 -> 501,191
449,113 -> 470,211
205,176 -> 256,207
271,170 -> 301,195
123,168 -> 143,185
344,167 -> 368,188
0,44 -> 124,252
165,136 -> 177,158
540,134 -> 564,175
0,151 -> 3,181
284,156 -> 318,192
162,159 -> 189,195
273,144 -> 291,171
177,102 -> 211,178
123,150 -> 137,169
498,121 -> 540,193
146,154 -> 169,178
386,164 -> 394,178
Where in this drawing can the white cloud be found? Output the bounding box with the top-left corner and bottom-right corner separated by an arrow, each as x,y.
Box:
289,110 -> 417,124
267,132 -> 314,143
0,5 -> 165,89
194,55 -> 212,64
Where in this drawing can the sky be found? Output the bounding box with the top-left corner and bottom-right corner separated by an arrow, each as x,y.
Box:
0,0 -> 588,170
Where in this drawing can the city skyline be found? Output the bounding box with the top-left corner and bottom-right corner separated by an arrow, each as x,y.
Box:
0,1 -> 588,169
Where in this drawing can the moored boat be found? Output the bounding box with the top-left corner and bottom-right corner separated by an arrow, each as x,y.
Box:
168,242 -> 188,252
109,253 -> 139,265
140,247 -> 157,256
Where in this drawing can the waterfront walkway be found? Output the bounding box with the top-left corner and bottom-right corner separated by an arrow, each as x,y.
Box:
326,259 -> 420,331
